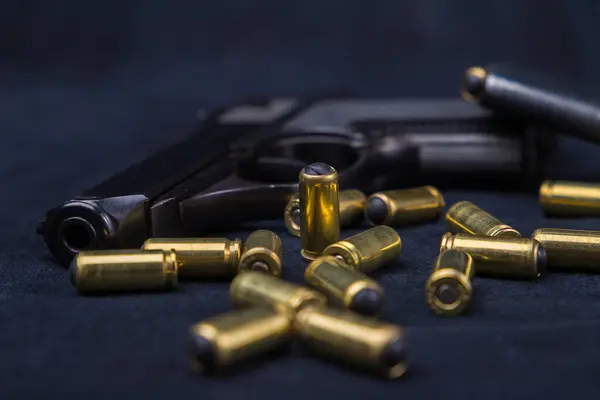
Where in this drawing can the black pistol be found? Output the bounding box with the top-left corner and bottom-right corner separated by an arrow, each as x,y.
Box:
38,96 -> 556,266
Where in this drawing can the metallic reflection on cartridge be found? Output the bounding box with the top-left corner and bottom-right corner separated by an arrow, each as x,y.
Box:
70,249 -> 179,293
230,271 -> 327,316
532,228 -> 600,272
426,250 -> 474,316
440,233 -> 545,279
305,256 -> 385,316
238,230 -> 283,276
539,180 -> 600,217
295,307 -> 408,379
188,308 -> 292,374
323,225 -> 402,273
143,238 -> 241,279
365,186 -> 445,227
285,189 -> 366,237
446,201 -> 520,237
299,163 -> 340,261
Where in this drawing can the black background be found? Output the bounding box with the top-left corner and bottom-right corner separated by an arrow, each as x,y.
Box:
2,1 -> 600,398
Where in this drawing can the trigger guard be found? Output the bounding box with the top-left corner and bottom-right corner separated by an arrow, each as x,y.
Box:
234,130 -> 369,186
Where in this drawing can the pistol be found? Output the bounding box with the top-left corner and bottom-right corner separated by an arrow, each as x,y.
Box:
38,96 -> 556,266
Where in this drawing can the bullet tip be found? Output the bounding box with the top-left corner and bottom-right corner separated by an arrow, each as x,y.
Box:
303,162 -> 334,176
380,338 -> 407,367
350,288 -> 384,316
366,197 -> 388,225
188,334 -> 216,374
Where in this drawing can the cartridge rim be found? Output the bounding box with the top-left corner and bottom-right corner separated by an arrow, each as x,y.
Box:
284,195 -> 301,237
531,241 -> 546,277
299,164 -> 338,183
322,242 -> 361,270
426,268 -> 472,316
230,239 -> 243,266
301,249 -> 320,261
488,225 -> 521,238
164,250 -> 179,289
439,232 -> 454,252
460,66 -> 488,102
238,247 -> 282,277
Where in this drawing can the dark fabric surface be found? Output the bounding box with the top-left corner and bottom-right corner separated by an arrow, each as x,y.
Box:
2,1 -> 600,398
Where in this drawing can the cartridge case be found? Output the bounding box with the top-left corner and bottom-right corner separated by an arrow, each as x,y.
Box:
461,65 -> 600,146
70,249 -> 179,294
365,186 -> 445,227
305,256 -> 385,316
440,233 -> 545,279
539,180 -> 600,216
143,238 -> 241,279
323,225 -> 402,273
446,201 -> 520,237
426,249 -> 474,316
230,271 -> 327,317
285,189 -> 366,237
295,307 -> 408,379
238,230 -> 283,276
532,228 -> 600,271
299,162 -> 340,261
188,308 -> 292,374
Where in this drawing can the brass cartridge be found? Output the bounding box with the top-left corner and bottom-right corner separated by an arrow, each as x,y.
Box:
70,249 -> 179,293
229,271 -> 327,317
539,180 -> 600,217
322,225 -> 402,273
532,228 -> 600,272
188,308 -> 292,374
365,186 -> 445,226
440,233 -> 545,279
238,230 -> 283,276
305,256 -> 385,316
425,249 -> 474,316
299,162 -> 340,261
285,189 -> 366,237
295,307 -> 407,379
446,201 -> 520,237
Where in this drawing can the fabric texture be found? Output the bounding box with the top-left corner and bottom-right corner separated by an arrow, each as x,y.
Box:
1,1 -> 600,398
